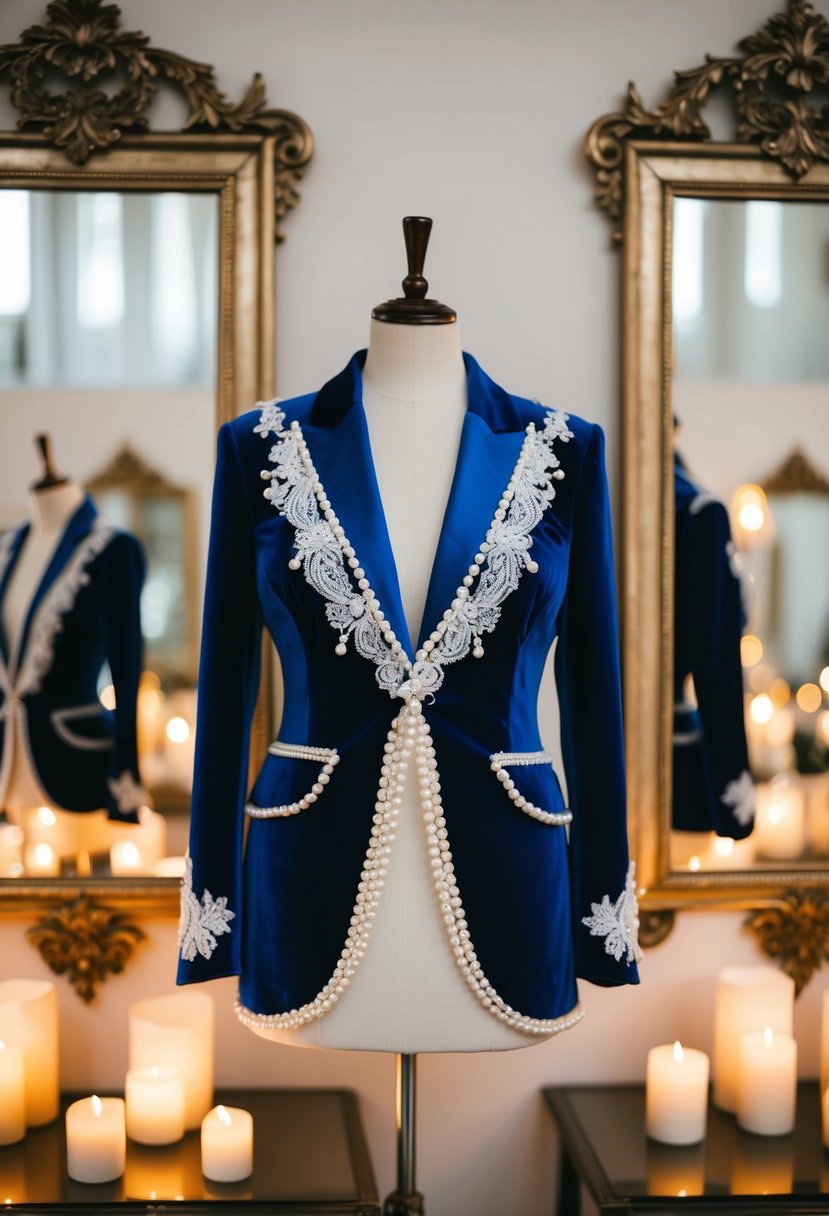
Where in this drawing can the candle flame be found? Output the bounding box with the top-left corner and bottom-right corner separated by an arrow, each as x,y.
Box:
34,843 -> 54,865
673,1040 -> 684,1064
216,1104 -> 232,1127
37,807 -> 56,826
763,1026 -> 774,1047
91,1095 -> 103,1117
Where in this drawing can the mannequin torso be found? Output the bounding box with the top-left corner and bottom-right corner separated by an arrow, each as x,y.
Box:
249,322 -> 541,1052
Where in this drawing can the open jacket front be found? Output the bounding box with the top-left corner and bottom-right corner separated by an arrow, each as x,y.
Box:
177,350 -> 641,1036
0,496 -> 147,823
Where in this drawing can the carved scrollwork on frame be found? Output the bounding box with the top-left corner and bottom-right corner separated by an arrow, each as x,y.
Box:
586,0 -> 829,240
26,895 -> 145,1003
0,0 -> 314,241
745,889 -> 829,995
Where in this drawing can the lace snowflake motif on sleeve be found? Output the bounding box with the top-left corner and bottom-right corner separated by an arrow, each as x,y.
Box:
107,769 -> 152,813
178,853 -> 236,963
720,769 -> 755,827
256,398 -> 574,699
581,861 -> 643,965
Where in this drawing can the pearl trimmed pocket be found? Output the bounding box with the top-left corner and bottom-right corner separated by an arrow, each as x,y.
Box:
50,703 -> 114,751
244,741 -> 340,818
489,750 -> 572,825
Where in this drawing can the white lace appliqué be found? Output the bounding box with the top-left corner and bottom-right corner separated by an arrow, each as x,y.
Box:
581,861 -> 643,965
107,769 -> 152,814
13,523 -> 115,697
689,490 -> 718,515
179,853 -> 236,963
256,399 -> 573,699
721,769 -> 755,827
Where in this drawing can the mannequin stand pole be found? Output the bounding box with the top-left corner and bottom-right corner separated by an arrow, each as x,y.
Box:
383,1052 -> 424,1215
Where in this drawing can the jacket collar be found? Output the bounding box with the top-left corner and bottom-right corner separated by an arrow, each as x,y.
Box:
300,349 -> 527,658
0,495 -> 99,676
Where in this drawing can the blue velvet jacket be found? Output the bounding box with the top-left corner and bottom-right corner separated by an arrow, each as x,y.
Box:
0,496 -> 147,824
177,350 -> 640,1038
673,461 -> 754,837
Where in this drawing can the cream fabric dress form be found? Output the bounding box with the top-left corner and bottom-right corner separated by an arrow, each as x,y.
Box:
2,482 -> 110,857
249,321 -> 543,1052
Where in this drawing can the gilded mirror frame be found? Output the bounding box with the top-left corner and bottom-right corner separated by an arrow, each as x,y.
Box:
586,0 -> 829,984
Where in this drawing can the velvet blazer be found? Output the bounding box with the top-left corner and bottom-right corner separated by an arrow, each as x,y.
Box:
672,461 -> 754,837
0,495 -> 147,824
177,350 -> 641,1038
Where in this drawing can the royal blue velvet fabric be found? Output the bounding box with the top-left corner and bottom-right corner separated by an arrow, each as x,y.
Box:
673,460 -> 753,837
178,350 -> 639,1020
0,495 -> 146,823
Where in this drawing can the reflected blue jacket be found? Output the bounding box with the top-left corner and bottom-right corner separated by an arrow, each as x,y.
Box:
177,350 -> 640,1037
673,461 -> 754,837
0,495 -> 147,823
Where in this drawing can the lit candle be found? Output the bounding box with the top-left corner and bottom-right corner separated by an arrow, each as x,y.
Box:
0,824 -> 24,876
153,856 -> 187,878
110,807 -> 167,871
0,978 -> 59,1126
754,778 -> 805,861
24,841 -> 60,877
646,1041 -> 709,1145
201,1105 -> 253,1182
110,839 -> 145,876
0,1040 -> 25,1145
736,1027 -> 797,1135
129,992 -> 214,1129
713,965 -> 794,1111
125,1065 -> 185,1145
65,1095 -> 126,1184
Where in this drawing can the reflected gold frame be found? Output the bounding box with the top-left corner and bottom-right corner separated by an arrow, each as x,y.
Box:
620,141 -> 829,919
0,132 -> 276,921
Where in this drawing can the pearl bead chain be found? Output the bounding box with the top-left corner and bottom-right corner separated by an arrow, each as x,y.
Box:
245,744 -> 341,818
489,751 -> 573,825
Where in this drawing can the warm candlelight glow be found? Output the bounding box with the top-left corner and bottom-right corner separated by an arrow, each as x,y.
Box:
763,1026 -> 774,1048
769,678 -> 791,707
673,1041 -> 684,1064
688,855 -> 701,872
216,1105 -> 232,1127
821,666 -> 829,693
91,1095 -> 103,1118
796,682 -> 822,713
740,635 -> 763,667
713,838 -> 734,858
750,694 -> 773,724
733,483 -> 769,534
166,716 -> 190,744
36,807 -> 56,827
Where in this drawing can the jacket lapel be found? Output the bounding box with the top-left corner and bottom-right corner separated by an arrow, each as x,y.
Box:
0,524 -> 30,669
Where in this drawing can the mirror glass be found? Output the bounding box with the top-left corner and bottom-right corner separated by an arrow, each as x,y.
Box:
669,196 -> 829,873
0,189 -> 218,879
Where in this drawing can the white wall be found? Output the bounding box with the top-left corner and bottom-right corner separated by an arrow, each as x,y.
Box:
2,3 -> 827,1214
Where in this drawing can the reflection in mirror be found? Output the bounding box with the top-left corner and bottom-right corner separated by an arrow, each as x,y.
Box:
669,197 -> 829,874
0,190 -> 218,881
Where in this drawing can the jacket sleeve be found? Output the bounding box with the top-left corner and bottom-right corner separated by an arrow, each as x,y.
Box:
101,531 -> 147,825
177,422 -> 262,984
554,423 -> 641,986
686,501 -> 753,838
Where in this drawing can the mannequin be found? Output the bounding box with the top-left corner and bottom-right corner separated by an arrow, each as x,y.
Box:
249,230 -> 535,1052
1,438 -> 109,858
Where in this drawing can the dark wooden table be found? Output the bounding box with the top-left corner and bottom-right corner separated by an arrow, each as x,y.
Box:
545,1082 -> 829,1213
0,1089 -> 380,1214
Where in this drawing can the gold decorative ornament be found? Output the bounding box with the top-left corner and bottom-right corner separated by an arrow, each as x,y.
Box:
0,0 -> 313,240
745,889 -> 829,994
763,446 -> 829,495
586,0 -> 829,239
26,895 -> 145,1002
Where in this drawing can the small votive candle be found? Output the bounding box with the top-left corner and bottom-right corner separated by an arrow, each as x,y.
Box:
110,839 -> 145,876
646,1041 -> 709,1145
125,1066 -> 185,1145
24,841 -> 60,877
0,1040 -> 25,1145
201,1105 -> 253,1182
736,1027 -> 797,1136
66,1095 -> 126,1184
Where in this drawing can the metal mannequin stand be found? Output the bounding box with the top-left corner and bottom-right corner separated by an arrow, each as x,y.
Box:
383,1053 -> 424,1215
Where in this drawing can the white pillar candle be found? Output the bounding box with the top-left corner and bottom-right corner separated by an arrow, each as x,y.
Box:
646,1041 -> 709,1145
0,824 -> 24,875
109,808 -> 167,870
201,1105 -> 253,1182
110,839 -> 146,876
153,856 -> 187,878
713,965 -> 794,1111
125,1065 -> 185,1145
754,778 -> 805,861
66,1095 -> 126,1183
0,1040 -> 25,1145
0,978 -> 60,1126
129,992 -> 214,1129
23,841 -> 60,877
736,1027 -> 797,1135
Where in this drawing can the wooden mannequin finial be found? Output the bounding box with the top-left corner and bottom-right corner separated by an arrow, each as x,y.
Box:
371,217 -> 457,325
31,433 -> 68,492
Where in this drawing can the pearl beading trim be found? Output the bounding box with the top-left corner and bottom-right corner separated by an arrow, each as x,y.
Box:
489,751 -> 572,825
234,697 -> 585,1037
245,743 -> 340,818
256,399 -> 573,701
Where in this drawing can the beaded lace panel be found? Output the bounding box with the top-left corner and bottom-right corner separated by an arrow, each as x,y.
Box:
581,862 -> 643,965
179,852 -> 236,963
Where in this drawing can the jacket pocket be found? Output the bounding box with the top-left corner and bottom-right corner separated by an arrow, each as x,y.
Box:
50,704 -> 114,751
244,740 -> 340,818
489,750 -> 572,825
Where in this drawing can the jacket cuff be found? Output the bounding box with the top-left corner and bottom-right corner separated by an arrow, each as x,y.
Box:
176,853 -> 240,984
575,861 -> 642,986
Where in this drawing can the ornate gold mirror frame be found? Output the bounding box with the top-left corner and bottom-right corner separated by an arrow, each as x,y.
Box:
0,0 -> 313,998
586,0 -> 829,991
